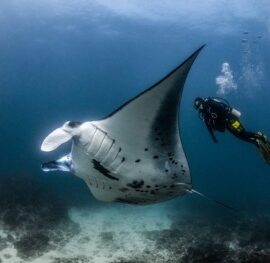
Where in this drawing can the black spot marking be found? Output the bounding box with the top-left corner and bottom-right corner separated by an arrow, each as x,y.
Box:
153,155 -> 159,159
119,187 -> 129,192
146,185 -> 151,188
170,185 -> 175,188
144,148 -> 148,151
109,186 -> 112,190
121,157 -> 126,162
165,169 -> 169,173
118,147 -> 122,152
169,157 -> 173,161
135,159 -> 141,163
172,173 -> 178,179
68,121 -> 81,128
181,165 -> 184,168
92,159 -> 119,181
168,152 -> 173,157
150,190 -> 156,195
115,198 -> 138,204
127,180 -> 144,189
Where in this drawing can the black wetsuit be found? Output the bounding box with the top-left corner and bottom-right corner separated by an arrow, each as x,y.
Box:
199,97 -> 261,145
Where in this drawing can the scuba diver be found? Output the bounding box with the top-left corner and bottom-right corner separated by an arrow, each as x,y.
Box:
194,97 -> 270,164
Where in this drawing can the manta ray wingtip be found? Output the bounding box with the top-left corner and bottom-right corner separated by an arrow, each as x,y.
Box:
191,44 -> 206,56
200,43 -> 207,48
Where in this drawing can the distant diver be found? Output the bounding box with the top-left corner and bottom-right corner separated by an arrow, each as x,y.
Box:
194,97 -> 270,164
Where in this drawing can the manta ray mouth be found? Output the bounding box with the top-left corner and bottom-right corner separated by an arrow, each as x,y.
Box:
41,155 -> 72,172
41,161 -> 61,172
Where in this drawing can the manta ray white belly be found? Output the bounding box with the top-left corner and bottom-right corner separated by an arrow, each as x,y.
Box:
41,46 -> 204,205
69,122 -> 191,204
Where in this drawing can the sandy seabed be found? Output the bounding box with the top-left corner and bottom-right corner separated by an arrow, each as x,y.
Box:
0,205 -> 169,263
0,175 -> 270,263
1,205 -> 270,263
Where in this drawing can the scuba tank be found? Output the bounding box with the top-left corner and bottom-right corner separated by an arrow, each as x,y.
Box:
211,97 -> 242,118
231,108 -> 241,118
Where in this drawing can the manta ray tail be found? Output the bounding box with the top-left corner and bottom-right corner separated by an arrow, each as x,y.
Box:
190,189 -> 237,211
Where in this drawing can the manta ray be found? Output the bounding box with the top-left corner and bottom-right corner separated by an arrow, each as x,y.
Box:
41,46 -> 204,205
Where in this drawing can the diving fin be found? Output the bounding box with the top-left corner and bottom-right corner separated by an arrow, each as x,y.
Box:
254,132 -> 270,164
257,141 -> 270,164
190,189 -> 237,211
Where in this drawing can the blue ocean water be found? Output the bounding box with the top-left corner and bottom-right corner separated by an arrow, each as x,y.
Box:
0,1 -> 270,262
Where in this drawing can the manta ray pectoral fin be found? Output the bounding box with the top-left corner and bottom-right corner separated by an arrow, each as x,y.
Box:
94,45 -> 205,176
41,126 -> 73,152
41,154 -> 72,172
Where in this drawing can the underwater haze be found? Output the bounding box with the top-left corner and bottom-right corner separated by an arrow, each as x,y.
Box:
0,0 -> 270,262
